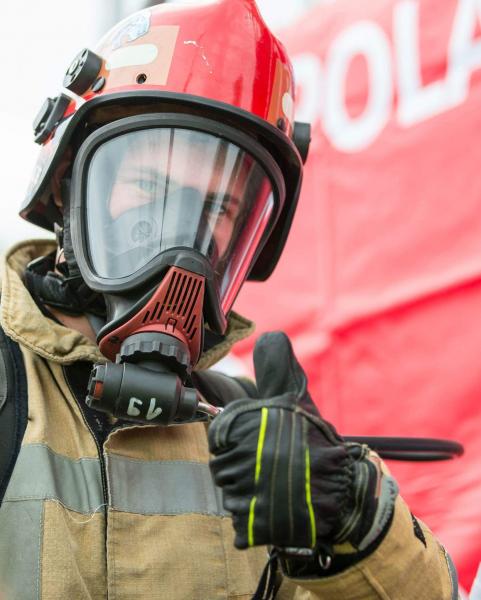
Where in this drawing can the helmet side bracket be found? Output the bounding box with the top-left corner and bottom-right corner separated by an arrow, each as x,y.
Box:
293,122 -> 312,164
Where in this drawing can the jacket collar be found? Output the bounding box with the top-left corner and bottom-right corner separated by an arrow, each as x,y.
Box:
1,240 -> 254,368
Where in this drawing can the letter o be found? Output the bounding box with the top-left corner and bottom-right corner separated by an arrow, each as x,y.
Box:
324,21 -> 393,152
291,52 -> 323,124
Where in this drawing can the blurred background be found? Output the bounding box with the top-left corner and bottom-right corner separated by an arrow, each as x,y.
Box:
2,0 -> 481,596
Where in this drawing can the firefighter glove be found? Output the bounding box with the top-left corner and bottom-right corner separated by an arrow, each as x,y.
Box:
208,332 -> 398,557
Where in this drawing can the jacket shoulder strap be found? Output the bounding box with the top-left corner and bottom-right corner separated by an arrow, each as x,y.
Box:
0,324 -> 28,505
191,370 -> 257,408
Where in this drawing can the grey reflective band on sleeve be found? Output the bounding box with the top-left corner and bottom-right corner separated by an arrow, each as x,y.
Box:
358,474 -> 399,551
0,444 -> 103,600
0,501 -> 44,600
4,443 -> 104,514
106,454 -> 228,516
444,548 -> 459,600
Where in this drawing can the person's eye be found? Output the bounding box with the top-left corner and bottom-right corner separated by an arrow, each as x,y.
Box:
220,196 -> 237,218
204,194 -> 220,212
136,179 -> 158,194
217,202 -> 229,216
205,193 -> 232,217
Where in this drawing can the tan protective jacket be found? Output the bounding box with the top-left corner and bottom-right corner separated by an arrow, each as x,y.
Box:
0,241 -> 458,600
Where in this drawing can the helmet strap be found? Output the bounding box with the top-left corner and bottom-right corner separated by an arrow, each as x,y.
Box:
23,177 -> 106,318
24,252 -> 106,318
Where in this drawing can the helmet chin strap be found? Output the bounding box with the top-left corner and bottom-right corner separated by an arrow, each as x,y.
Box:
24,251 -> 106,319
24,178 -> 106,319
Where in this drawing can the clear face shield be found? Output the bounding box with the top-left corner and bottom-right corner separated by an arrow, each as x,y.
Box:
82,126 -> 276,313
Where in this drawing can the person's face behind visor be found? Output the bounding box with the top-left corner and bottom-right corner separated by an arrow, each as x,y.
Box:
108,130 -> 245,258
85,127 -> 275,292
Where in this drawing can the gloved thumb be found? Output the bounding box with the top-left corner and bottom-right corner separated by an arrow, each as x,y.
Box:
253,332 -> 308,401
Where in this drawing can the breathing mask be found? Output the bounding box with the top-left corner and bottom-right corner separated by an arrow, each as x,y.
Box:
21,0 -> 312,426
66,113 -> 285,424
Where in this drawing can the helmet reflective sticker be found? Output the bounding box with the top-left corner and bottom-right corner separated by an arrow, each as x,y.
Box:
97,21 -> 179,87
106,45 -> 159,70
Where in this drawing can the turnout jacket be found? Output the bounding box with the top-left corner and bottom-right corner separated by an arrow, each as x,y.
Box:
0,240 -> 458,600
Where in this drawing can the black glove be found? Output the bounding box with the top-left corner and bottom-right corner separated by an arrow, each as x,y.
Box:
208,332 -> 398,560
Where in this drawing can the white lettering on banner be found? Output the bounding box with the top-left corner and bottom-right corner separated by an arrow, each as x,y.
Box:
395,1 -> 456,125
323,21 -> 392,152
448,0 -> 481,104
146,398 -> 163,421
291,53 -> 324,124
295,0 -> 481,151
127,397 -> 143,417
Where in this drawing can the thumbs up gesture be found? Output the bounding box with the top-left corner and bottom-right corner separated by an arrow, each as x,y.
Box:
208,332 -> 398,559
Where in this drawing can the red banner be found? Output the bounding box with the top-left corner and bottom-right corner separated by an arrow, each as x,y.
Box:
234,0 -> 481,592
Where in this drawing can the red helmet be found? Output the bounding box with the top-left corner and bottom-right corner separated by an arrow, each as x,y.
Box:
22,0 -> 310,281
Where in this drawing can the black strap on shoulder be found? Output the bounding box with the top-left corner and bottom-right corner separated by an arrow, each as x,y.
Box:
0,325 -> 28,505
191,370 -> 257,407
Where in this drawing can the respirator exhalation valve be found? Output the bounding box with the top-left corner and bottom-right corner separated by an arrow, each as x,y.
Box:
99,266 -> 205,366
86,266 -> 221,426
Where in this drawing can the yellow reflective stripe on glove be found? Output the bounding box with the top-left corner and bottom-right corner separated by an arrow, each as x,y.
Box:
249,406 -> 269,547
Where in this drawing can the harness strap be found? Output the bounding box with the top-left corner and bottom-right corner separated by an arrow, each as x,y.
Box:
0,324 -> 28,504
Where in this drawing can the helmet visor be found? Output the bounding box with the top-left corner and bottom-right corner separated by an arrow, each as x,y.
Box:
84,127 -> 275,304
